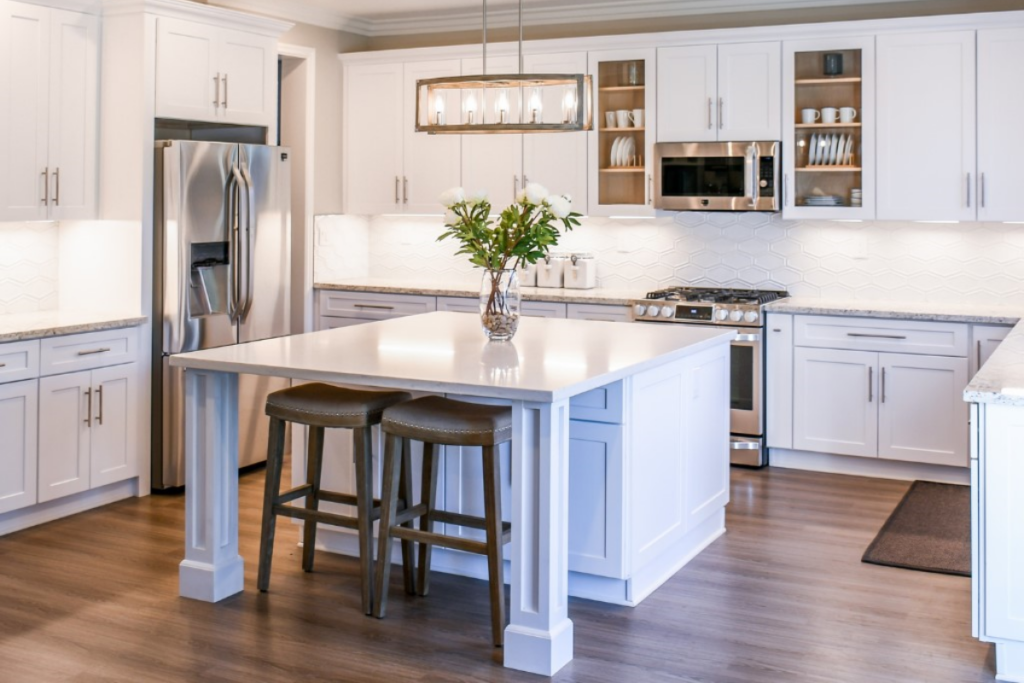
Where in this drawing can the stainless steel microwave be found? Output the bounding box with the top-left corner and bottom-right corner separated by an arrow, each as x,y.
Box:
653,141 -> 780,212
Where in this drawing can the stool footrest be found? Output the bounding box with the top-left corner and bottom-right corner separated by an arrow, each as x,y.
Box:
393,502 -> 428,526
433,510 -> 512,540
391,526 -> 489,556
275,483 -> 314,505
274,504 -> 359,530
317,490 -> 359,507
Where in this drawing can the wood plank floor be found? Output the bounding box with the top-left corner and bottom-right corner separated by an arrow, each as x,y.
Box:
0,466 -> 995,682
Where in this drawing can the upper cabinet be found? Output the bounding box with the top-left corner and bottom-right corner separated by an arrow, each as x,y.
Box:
155,17 -> 277,127
589,47 -> 657,217
656,42 -> 780,143
876,31 -> 976,221
0,2 -> 97,222
461,55 -> 522,209
977,28 -> 1024,222
782,36 -> 875,220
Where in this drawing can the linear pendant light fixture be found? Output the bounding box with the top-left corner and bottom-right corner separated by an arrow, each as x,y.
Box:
414,0 -> 592,134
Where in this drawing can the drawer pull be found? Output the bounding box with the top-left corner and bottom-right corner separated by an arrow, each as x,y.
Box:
77,347 -> 112,356
846,333 -> 907,340
353,304 -> 395,311
0,363 -> 5,368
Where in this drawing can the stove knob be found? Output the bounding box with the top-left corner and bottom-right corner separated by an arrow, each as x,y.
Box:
729,310 -> 744,323
633,304 -> 647,317
661,306 -> 674,319
744,310 -> 760,323
715,308 -> 729,321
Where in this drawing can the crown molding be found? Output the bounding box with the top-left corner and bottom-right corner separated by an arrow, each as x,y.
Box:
104,0 -> 293,35
210,0 -> 928,37
15,0 -> 104,13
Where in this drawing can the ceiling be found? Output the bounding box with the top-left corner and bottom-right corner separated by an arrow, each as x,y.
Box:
210,0 -> 927,36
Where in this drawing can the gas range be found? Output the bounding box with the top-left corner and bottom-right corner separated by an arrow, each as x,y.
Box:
631,286 -> 789,328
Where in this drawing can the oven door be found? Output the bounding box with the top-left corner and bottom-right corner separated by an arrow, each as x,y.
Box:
730,331 -> 763,437
654,141 -> 779,212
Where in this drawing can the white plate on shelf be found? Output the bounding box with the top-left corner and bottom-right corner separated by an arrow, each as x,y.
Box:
621,137 -> 636,167
822,135 -> 832,165
610,137 -> 622,167
845,136 -> 854,165
809,133 -> 818,165
831,134 -> 840,164
835,134 -> 845,165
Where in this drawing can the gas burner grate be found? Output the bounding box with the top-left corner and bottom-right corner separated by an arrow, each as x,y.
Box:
644,286 -> 789,305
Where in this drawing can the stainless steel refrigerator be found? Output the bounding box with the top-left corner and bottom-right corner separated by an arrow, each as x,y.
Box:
152,140 -> 291,490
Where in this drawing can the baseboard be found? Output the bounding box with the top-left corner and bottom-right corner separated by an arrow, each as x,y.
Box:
768,448 -> 970,484
0,478 -> 140,536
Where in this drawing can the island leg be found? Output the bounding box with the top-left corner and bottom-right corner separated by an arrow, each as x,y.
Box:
505,398 -> 574,676
179,368 -> 244,602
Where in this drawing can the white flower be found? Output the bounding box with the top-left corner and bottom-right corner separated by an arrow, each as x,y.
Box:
468,189 -> 489,206
524,182 -> 549,205
516,188 -> 528,204
438,187 -> 466,208
443,209 -> 460,226
546,195 -> 571,219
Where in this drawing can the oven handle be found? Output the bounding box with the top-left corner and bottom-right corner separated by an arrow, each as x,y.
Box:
734,333 -> 761,343
730,440 -> 762,451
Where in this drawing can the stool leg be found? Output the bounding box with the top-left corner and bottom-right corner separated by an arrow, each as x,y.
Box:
398,437 -> 417,596
417,442 -> 439,596
257,417 -> 286,592
482,444 -> 506,647
373,433 -> 402,619
301,425 -> 326,573
353,426 -> 375,616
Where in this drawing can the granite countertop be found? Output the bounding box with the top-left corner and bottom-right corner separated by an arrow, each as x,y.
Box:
0,310 -> 148,343
765,297 -> 1024,325
315,278 -> 641,306
965,320 -> 1024,407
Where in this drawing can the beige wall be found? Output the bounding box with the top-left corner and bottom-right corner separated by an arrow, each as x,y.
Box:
364,0 -> 1024,51
278,22 -> 369,215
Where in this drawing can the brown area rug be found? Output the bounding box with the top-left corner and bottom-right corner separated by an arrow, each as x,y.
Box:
862,480 -> 971,576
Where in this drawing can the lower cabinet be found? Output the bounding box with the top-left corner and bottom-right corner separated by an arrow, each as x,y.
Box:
0,379 -> 38,514
793,347 -> 877,458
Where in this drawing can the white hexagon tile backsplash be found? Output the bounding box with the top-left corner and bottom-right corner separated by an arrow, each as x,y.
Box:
315,211 -> 1024,305
0,222 -> 59,314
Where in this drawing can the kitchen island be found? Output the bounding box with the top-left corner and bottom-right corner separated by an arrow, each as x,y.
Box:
170,311 -> 733,676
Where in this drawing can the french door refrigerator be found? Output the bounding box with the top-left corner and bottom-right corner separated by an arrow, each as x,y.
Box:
152,140 -> 291,490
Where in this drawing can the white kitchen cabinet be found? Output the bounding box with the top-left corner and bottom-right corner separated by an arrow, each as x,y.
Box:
657,42 -> 779,143
877,31 -> 976,221
89,363 -> 140,488
565,303 -> 631,322
403,60 -> 463,213
461,55 -> 523,209
155,17 -> 277,127
0,379 -> 38,515
568,420 -> 625,577
765,313 -> 794,449
522,52 -> 589,208
437,296 -> 567,318
793,347 -> 878,458
978,29 -> 1024,222
972,324 -> 1012,376
0,2 -> 97,222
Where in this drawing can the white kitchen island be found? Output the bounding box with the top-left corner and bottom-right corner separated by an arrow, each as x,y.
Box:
170,311 -> 733,676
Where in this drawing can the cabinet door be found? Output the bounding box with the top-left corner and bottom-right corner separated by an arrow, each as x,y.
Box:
568,420 -> 624,578
793,347 -> 877,458
717,42 -> 781,141
0,2 -> 50,221
978,29 -> 1024,222
765,313 -> 794,449
403,60 -> 462,214
972,324 -> 1012,376
656,45 -> 717,142
47,8 -> 97,220
878,354 -> 968,467
461,56 -> 523,209
522,52 -> 589,207
877,31 -> 976,221
0,379 -> 38,515
218,28 -> 275,127
155,18 -> 219,122
343,63 -> 403,215
90,364 -> 139,488
38,369 -> 91,503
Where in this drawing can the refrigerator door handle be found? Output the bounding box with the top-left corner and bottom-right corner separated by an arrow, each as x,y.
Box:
228,163 -> 245,322
240,159 -> 256,321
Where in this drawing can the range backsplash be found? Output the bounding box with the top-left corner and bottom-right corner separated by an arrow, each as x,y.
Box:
0,221 -> 59,315
315,212 -> 1024,305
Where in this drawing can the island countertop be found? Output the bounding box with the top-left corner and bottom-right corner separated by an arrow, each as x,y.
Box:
171,311 -> 734,402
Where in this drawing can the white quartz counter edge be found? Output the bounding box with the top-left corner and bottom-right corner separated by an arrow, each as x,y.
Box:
0,311 -> 148,344
315,280 -> 639,306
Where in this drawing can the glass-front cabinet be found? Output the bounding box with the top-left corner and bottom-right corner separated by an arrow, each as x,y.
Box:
587,48 -> 656,217
782,37 -> 875,219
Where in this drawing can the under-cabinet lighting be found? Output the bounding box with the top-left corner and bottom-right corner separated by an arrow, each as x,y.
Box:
831,220 -> 863,223
914,220 -> 960,224
1003,221 -> 1024,225
609,216 -> 657,220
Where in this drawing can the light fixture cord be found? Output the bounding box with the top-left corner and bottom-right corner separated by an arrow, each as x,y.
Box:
482,0 -> 487,75
518,0 -> 523,74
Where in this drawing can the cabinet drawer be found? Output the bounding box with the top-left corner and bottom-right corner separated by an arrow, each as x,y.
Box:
566,303 -> 631,322
794,315 -> 968,357
0,340 -> 40,384
40,328 -> 139,376
570,381 -> 624,424
521,301 -> 566,318
319,291 -> 436,320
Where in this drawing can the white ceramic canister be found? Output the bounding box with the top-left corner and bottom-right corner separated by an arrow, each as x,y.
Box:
516,261 -> 537,287
564,253 -> 597,289
536,253 -> 568,288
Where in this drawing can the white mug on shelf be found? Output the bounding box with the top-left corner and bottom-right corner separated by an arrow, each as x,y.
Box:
839,107 -> 858,123
801,108 -> 821,124
631,108 -> 644,128
605,111 -> 616,129
615,110 -> 631,128
821,107 -> 839,124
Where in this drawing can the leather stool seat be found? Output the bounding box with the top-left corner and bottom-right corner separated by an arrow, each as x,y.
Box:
265,382 -> 410,428
382,395 -> 512,447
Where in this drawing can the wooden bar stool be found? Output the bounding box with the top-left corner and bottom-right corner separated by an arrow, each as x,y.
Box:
372,395 -> 512,647
257,382 -> 415,615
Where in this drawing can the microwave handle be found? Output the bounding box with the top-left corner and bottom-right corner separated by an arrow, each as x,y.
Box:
750,146 -> 760,208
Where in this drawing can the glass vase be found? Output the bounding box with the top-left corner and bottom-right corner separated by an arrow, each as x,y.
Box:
479,268 -> 521,341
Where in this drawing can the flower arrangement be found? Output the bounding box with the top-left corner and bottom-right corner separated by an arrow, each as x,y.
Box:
438,183 -> 581,340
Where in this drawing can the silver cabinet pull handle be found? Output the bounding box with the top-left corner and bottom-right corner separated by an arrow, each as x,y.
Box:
772,328 -> 782,332
783,173 -> 789,207
53,168 -> 59,206
847,332 -> 907,340
213,73 -> 220,107
718,97 -> 724,129
354,304 -> 395,310
0,363 -> 6,368
395,176 -> 400,204
977,340 -> 982,370
707,97 -> 712,130
84,387 -> 92,426
77,347 -> 111,356
403,176 -> 408,204
868,366 -> 873,403
981,172 -> 986,209
966,172 -> 972,208
513,175 -> 519,197
648,174 -> 653,205
222,74 -> 228,108
41,167 -> 49,205
880,367 -> 887,404
95,385 -> 104,425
